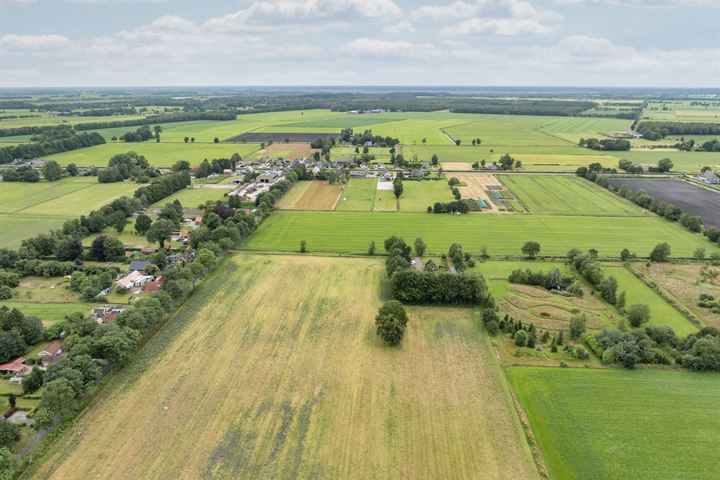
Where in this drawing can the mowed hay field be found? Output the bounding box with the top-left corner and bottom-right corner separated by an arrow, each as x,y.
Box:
508,367 -> 720,480
500,175 -> 645,216
245,211 -> 719,258
335,179 -> 377,211
25,254 -> 537,480
276,180 -> 343,210
46,142 -> 261,167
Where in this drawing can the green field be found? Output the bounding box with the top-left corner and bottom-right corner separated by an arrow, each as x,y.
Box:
45,142 -> 261,167
508,367 -> 720,480
398,180 -> 455,212
0,301 -> 93,324
605,265 -> 697,335
24,254 -> 537,479
500,175 -> 645,216
0,214 -> 73,249
336,179 -> 377,211
153,186 -> 231,209
245,211 -> 718,257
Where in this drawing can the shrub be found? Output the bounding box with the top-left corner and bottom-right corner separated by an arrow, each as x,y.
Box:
514,330 -> 528,346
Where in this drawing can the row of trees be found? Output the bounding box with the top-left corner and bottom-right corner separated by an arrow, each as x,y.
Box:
636,121 -> 720,139
0,130 -> 105,165
508,268 -> 583,297
578,138 -> 631,151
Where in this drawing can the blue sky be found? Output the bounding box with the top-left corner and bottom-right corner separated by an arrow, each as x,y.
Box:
0,0 -> 717,87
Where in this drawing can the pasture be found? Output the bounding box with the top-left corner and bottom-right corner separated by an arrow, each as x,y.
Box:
0,301 -> 93,325
276,181 -> 343,210
507,367 -> 720,480
397,180 -> 455,212
155,186 -> 232,209
501,175 -> 645,216
629,263 -> 720,329
605,265 -> 697,336
24,254 -> 537,480
335,179 -> 377,211
245,211 -> 719,257
45,142 -> 261,167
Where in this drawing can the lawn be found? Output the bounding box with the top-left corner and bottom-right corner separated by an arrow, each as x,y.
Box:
0,301 -> 93,324
507,367 -> 720,480
335,179 -> 377,211
245,211 -> 719,258
24,254 -> 537,479
45,142 -> 261,167
605,265 -> 697,336
154,186 -> 231,209
398,180 -> 455,212
500,175 -> 645,216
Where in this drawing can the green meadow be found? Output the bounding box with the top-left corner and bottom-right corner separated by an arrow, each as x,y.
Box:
507,367 -> 720,480
46,141 -> 261,167
336,179 -> 377,211
245,211 -> 718,257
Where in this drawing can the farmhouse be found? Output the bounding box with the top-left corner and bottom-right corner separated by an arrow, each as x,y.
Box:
0,358 -> 29,376
91,306 -> 127,324
142,276 -> 165,293
38,341 -> 64,367
116,271 -> 153,290
257,170 -> 283,184
129,260 -> 150,273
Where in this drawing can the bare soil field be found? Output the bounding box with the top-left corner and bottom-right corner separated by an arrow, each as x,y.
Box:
607,178 -> 720,227
451,173 -> 501,212
24,255 -> 537,480
228,132 -> 337,143
630,262 -> 720,329
264,142 -> 316,159
276,181 -> 343,210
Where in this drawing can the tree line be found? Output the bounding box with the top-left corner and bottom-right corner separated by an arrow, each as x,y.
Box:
0,130 -> 105,164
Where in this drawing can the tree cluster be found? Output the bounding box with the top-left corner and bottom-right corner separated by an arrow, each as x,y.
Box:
0,130 -> 105,165
0,307 -> 44,363
578,138 -> 631,151
375,301 -> 408,346
391,269 -> 488,305
508,268 -> 583,297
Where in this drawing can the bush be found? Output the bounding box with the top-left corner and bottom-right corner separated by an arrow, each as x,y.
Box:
627,304 -> 650,327
514,330 -> 528,346
375,301 -> 408,346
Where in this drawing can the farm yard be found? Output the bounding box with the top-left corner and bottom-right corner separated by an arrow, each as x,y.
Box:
245,210 -> 718,257
23,254 -> 537,480
508,368 -> 720,480
607,177 -> 720,227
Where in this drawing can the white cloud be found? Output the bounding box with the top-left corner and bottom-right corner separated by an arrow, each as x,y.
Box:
383,20 -> 416,33
413,0 -> 561,36
0,34 -> 71,50
555,0 -> 714,7
442,17 -> 555,36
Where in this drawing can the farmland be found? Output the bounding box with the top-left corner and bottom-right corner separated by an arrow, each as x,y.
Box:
45,142 -> 261,167
335,179 -> 377,211
607,177 -> 720,227
500,175 -> 645,216
151,185 -> 232,209
508,367 -> 720,480
276,180 -> 343,210
245,210 -> 718,257
24,254 -> 537,480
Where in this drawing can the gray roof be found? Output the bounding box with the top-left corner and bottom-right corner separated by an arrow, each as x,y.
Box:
129,260 -> 150,272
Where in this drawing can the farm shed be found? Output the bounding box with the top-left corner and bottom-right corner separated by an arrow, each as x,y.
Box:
129,260 -> 150,273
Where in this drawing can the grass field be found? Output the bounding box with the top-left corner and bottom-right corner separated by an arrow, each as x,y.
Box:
0,301 -> 93,324
245,211 -> 719,258
24,254 -> 537,479
500,175 -> 645,216
335,179 -> 377,211
398,180 -> 455,212
508,367 -> 720,480
0,214 -> 73,249
154,186 -> 231,209
629,263 -> 720,329
605,265 -> 697,335
45,142 -> 261,167
276,181 -> 343,210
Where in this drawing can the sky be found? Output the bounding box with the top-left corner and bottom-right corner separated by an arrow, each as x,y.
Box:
0,0 -> 718,88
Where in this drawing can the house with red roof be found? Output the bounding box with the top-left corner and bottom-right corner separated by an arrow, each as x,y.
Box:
0,358 -> 29,376
142,276 -> 165,293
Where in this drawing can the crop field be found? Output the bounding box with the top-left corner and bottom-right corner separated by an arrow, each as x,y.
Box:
501,175 -> 645,216
643,101 -> 720,123
507,367 -> 720,480
154,186 -> 232,209
0,110 -> 145,128
276,181 -> 343,210
607,178 -> 720,227
45,142 -> 261,167
629,263 -> 720,329
604,265 -> 696,335
335,179 -> 377,211
25,254 -> 537,480
618,150 -> 720,172
537,116 -> 632,144
245,211 -> 718,257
